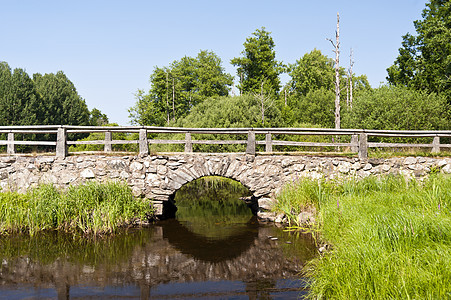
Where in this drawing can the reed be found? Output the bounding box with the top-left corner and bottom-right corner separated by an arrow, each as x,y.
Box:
0,181 -> 154,236
275,174 -> 451,299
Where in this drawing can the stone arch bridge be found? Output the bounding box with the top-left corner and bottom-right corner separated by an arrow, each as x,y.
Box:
1,153 -> 449,216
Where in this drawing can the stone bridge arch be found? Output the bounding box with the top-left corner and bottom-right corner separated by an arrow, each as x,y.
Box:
2,153 -> 445,219
143,154 -> 284,204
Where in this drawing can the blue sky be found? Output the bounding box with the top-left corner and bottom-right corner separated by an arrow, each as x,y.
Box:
1,0 -> 426,125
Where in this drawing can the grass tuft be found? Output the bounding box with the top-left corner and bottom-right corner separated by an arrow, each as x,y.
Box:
0,181 -> 154,236
274,174 -> 451,299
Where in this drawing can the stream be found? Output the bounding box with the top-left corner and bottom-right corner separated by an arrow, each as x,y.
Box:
0,177 -> 317,299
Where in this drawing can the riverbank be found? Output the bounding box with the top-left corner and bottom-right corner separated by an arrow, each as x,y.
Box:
274,174 -> 451,299
0,181 -> 154,236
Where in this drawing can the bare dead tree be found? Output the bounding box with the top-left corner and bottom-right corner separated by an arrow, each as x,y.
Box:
240,71 -> 243,96
253,79 -> 274,126
285,88 -> 288,106
327,12 -> 341,129
231,79 -> 236,97
349,48 -> 354,109
166,71 -> 170,125
172,77 -> 175,121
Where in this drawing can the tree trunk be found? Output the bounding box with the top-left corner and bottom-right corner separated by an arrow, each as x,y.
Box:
172,77 -> 175,121
334,12 -> 340,130
166,72 -> 169,125
349,48 -> 354,109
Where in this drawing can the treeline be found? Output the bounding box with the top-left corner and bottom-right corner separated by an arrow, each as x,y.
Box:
130,0 -> 450,132
0,62 -> 108,127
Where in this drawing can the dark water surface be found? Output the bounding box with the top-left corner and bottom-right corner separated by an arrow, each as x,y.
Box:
0,178 -> 316,299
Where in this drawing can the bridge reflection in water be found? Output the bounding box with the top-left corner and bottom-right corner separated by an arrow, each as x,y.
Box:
0,178 -> 317,299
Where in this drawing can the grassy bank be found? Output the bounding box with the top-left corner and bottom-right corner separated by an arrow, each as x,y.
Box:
275,174 -> 451,299
0,181 -> 153,236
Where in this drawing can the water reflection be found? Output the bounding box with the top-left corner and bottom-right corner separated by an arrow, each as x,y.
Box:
0,177 -> 317,299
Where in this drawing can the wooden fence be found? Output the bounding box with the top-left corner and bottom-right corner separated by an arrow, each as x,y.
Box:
0,125 -> 450,160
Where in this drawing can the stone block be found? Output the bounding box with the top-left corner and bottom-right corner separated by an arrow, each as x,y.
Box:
81,169 -> 95,179
381,164 -> 391,172
130,161 -> 144,172
363,163 -> 372,171
258,197 -> 274,210
338,162 -> 351,174
442,164 -> 451,174
404,157 -> 417,165
108,159 -> 126,170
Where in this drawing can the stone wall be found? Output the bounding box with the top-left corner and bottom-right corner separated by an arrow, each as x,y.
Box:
1,154 -> 450,216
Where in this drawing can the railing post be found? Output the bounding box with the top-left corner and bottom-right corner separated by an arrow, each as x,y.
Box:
246,130 -> 256,156
358,132 -> 368,160
184,132 -> 193,153
431,136 -> 440,153
139,128 -> 149,156
56,127 -> 67,159
351,134 -> 359,152
7,132 -> 15,155
265,133 -> 272,153
104,131 -> 112,152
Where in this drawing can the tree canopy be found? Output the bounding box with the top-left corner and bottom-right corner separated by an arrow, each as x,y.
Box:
387,0 -> 451,102
0,61 -> 96,128
33,71 -> 90,126
231,27 -> 284,96
0,62 -> 41,126
129,50 -> 233,126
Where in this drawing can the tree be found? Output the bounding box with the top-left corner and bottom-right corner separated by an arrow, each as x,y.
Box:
33,71 -> 90,126
129,50 -> 233,126
253,80 -> 275,126
289,49 -> 335,97
90,108 -> 109,126
387,0 -> 451,102
231,27 -> 283,96
326,12 -> 341,129
0,62 -> 41,126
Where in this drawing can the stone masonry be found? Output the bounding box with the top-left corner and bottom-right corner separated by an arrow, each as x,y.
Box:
1,154 -> 450,216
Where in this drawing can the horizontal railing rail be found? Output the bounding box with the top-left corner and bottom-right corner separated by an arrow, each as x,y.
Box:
0,125 -> 450,159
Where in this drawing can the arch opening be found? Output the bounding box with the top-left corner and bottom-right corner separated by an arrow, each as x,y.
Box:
161,176 -> 257,234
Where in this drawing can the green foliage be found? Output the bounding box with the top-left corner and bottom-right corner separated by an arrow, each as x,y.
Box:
387,0 -> 451,102
169,95 -> 283,152
177,94 -> 283,128
283,49 -> 370,128
69,123 -> 137,152
274,175 -> 451,299
231,27 -> 284,96
90,107 -> 109,126
0,63 -> 97,128
129,50 -> 233,126
289,49 -> 335,97
0,62 -> 41,126
343,85 -> 451,130
0,181 -> 153,236
290,88 -> 335,128
33,71 -> 90,126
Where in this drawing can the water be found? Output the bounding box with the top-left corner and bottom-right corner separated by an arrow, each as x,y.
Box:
0,178 -> 317,299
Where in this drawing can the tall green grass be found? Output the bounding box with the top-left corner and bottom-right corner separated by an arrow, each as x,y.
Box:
275,175 -> 451,299
0,181 -> 154,236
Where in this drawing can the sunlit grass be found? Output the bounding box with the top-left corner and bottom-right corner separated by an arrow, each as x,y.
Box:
275,174 -> 451,299
0,181 -> 154,236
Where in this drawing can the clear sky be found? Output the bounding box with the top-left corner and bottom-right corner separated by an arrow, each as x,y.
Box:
1,0 -> 426,125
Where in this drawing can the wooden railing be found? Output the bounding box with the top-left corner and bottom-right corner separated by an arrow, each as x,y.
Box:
0,125 -> 450,160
